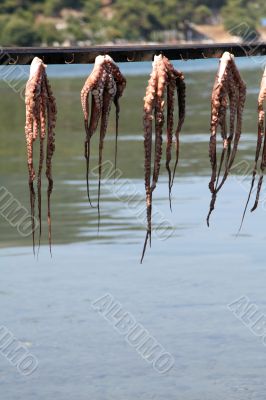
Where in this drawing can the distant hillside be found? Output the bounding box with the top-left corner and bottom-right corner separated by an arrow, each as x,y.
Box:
0,0 -> 265,46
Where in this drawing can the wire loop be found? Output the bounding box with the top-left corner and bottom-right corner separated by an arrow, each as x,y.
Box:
9,56 -> 19,65
180,53 -> 188,61
65,53 -> 75,64
127,52 -> 136,62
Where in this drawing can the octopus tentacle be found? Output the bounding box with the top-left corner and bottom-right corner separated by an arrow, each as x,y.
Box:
81,57 -> 105,206
170,70 -> 186,190
208,110 -> 228,224
208,78 -> 220,195
84,96 -> 95,207
141,55 -> 185,262
97,71 -> 116,231
104,56 -> 126,173
239,112 -> 264,228
165,78 -> 175,209
207,53 -> 246,226
81,55 -> 125,215
44,75 -> 57,255
228,75 -> 246,171
86,93 -> 102,207
214,115 -> 227,191
27,133 -> 36,254
222,79 -> 238,176
206,73 -> 223,226
25,59 -> 45,254
216,65 -> 246,191
208,64 -> 230,195
37,86 -> 47,250
25,57 -> 56,254
249,69 -> 266,213
161,58 -> 186,203
114,95 -> 120,174
141,57 -> 158,263
214,86 -> 229,193
151,61 -> 167,193
251,139 -> 266,212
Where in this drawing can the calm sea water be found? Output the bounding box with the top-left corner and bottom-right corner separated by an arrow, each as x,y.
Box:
0,57 -> 266,399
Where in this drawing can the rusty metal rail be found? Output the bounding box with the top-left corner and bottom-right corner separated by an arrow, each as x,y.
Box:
0,43 -> 266,65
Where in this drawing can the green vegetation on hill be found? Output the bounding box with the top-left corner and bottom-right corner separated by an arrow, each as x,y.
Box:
0,0 -> 264,46
222,0 -> 266,40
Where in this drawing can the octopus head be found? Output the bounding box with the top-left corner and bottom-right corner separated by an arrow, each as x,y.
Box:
94,55 -> 106,67
29,57 -> 47,79
152,54 -> 163,68
217,52 -> 234,84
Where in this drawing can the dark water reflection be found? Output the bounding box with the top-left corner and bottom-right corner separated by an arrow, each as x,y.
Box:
0,64 -> 264,247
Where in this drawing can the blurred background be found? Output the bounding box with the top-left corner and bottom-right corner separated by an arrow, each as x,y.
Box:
0,0 -> 265,47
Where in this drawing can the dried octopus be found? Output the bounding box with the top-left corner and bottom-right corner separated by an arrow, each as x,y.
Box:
25,57 -> 57,254
81,55 -> 126,229
141,55 -> 186,263
239,66 -> 266,230
207,52 -> 246,226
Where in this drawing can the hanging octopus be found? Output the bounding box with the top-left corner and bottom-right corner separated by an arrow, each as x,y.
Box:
207,52 -> 246,226
239,66 -> 266,230
141,54 -> 186,263
81,55 -> 126,229
25,57 -> 57,254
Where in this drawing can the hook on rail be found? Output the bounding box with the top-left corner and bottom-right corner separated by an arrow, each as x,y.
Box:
65,53 -> 75,64
127,52 -> 136,62
9,56 -> 19,65
180,53 -> 188,62
0,43 -> 265,65
243,48 -> 257,58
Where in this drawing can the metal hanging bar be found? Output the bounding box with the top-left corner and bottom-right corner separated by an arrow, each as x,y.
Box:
0,43 -> 266,65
